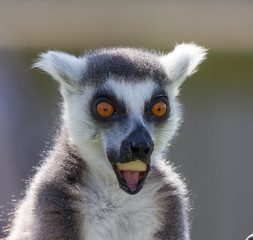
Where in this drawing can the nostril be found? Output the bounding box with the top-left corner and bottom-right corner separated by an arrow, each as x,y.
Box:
131,142 -> 151,156
144,148 -> 150,155
131,144 -> 139,154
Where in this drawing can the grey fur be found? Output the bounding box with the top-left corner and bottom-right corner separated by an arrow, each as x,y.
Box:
6,45 -> 207,240
6,131 -> 86,239
152,168 -> 189,240
5,130 -> 188,240
82,48 -> 170,87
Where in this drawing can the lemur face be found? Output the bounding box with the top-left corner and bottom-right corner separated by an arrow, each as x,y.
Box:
63,78 -> 177,194
34,44 -> 207,194
89,79 -> 172,194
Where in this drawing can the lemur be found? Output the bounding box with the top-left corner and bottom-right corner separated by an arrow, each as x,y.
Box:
5,43 -> 207,240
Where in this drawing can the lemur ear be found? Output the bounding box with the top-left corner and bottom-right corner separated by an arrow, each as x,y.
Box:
159,43 -> 207,89
33,51 -> 86,92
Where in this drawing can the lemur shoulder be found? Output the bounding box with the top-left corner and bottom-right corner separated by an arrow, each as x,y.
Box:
6,44 -> 207,240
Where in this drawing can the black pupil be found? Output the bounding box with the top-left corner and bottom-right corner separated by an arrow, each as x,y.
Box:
104,108 -> 108,112
157,107 -> 161,112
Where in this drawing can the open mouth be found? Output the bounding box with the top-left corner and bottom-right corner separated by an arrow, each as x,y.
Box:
113,160 -> 150,194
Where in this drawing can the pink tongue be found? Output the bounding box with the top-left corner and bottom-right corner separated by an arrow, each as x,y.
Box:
121,171 -> 140,191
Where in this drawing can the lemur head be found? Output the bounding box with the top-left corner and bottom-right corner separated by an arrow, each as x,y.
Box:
34,44 -> 207,194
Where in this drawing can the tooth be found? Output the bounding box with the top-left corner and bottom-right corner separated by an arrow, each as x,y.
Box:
116,160 -> 147,171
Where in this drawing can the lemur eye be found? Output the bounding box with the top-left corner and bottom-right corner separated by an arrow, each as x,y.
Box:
151,101 -> 167,117
96,102 -> 114,117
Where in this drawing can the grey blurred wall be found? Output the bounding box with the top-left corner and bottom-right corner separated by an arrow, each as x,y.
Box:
0,1 -> 253,240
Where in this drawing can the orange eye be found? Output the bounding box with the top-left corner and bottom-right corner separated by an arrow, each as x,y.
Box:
96,102 -> 114,117
151,101 -> 167,117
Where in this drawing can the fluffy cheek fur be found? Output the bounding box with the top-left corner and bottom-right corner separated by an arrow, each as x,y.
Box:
62,87 -> 113,174
152,87 -> 182,163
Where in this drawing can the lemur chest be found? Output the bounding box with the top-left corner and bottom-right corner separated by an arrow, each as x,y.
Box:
81,185 -> 162,240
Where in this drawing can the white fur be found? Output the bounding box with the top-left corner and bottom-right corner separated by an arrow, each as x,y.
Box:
160,43 -> 207,90
33,51 -> 86,92
104,78 -> 158,118
62,85 -> 114,180
80,172 -> 163,240
77,155 -> 189,240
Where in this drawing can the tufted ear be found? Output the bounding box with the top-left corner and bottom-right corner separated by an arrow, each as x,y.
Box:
160,43 -> 207,89
33,51 -> 86,93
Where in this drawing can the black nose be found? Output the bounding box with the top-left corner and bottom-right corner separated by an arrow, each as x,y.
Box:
131,141 -> 151,157
120,125 -> 154,163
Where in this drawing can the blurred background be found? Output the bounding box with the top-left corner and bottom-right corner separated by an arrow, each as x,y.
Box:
0,0 -> 252,239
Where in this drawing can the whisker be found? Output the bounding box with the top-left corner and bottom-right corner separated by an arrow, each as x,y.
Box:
68,116 -> 96,129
